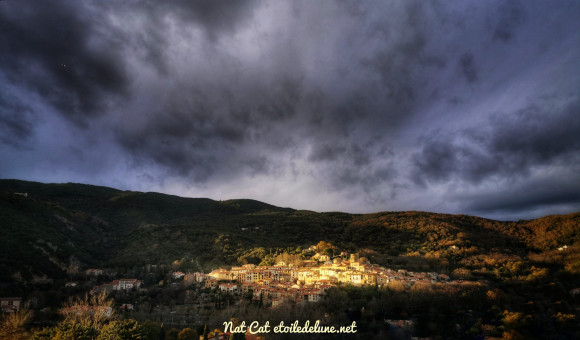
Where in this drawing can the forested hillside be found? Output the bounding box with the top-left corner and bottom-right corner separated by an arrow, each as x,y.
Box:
1,180 -> 579,339
1,179 -> 578,286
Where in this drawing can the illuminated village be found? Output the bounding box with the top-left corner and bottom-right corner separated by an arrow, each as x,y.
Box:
181,252 -> 457,308
87,248 -> 462,311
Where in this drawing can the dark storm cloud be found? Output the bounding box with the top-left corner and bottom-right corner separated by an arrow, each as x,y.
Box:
307,137 -> 397,205
162,0 -> 259,40
1,0 -> 578,219
0,94 -> 34,148
464,178 -> 580,215
0,1 -> 129,125
458,53 -> 478,83
359,2 -> 444,126
115,75 -> 304,182
492,0 -> 526,42
123,0 -> 260,74
0,0 -> 258,126
412,97 -> 580,186
488,101 -> 580,166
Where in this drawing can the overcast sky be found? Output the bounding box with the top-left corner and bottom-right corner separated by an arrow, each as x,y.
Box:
1,0 -> 579,220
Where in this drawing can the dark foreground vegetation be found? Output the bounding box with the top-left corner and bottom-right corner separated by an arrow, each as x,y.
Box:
0,180 -> 578,339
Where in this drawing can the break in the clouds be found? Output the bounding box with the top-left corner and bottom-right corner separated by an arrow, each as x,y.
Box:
1,0 -> 579,220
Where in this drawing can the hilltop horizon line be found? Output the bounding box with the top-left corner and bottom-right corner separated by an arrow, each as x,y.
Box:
1,178 -> 576,222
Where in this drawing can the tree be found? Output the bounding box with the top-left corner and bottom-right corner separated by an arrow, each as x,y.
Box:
142,320 -> 163,340
0,309 -> 32,340
452,268 -> 472,280
316,241 -> 335,252
178,327 -> 198,340
30,327 -> 57,340
97,319 -> 146,340
166,328 -> 180,340
33,320 -> 98,340
59,292 -> 115,332
275,253 -> 303,266
30,291 -> 118,339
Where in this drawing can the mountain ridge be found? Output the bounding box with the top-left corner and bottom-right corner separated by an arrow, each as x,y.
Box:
1,179 -> 578,291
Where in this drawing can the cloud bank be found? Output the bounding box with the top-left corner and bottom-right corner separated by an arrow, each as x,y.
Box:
1,0 -> 579,220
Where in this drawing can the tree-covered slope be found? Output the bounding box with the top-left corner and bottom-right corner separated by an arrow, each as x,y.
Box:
1,179 -> 578,285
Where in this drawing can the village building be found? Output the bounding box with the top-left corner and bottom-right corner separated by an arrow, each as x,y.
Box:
112,279 -> 142,291
219,283 -> 238,293
208,268 -> 229,280
86,269 -> 104,276
205,279 -> 218,289
119,303 -> 134,311
192,253 -> 463,306
271,298 -> 284,308
0,297 -> 22,313
172,271 -> 185,279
